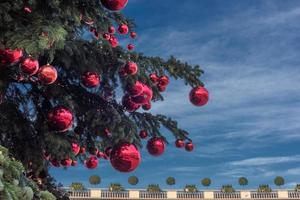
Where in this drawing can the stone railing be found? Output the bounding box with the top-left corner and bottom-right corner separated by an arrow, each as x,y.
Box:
66,188 -> 300,199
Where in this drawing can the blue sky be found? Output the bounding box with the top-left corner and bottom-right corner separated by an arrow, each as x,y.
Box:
51,0 -> 300,190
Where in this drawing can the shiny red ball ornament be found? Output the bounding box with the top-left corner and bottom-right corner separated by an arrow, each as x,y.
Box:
122,95 -> 140,112
189,86 -> 209,106
72,143 -> 80,155
71,160 -> 78,166
147,138 -> 165,156
82,72 -> 100,88
61,158 -> 72,167
130,32 -> 137,39
4,49 -> 23,64
127,44 -> 134,51
109,35 -> 119,47
85,156 -> 98,169
110,143 -> 141,172
108,26 -> 116,34
118,24 -> 129,35
149,73 -> 159,84
175,139 -> 185,148
159,75 -> 169,87
21,57 -> 39,75
124,61 -> 138,75
142,102 -> 151,110
139,130 -> 148,139
38,64 -> 57,84
185,142 -> 194,152
127,81 -> 143,96
101,0 -> 128,11
103,33 -> 111,40
132,84 -> 153,105
47,106 -> 73,132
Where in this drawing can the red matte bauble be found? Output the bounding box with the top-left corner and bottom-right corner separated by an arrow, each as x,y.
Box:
47,106 -> 73,132
71,160 -> 78,166
103,33 -> 111,40
127,44 -> 134,51
61,158 -> 72,167
159,75 -> 169,86
122,95 -> 140,112
85,156 -> 98,169
127,81 -> 143,96
147,138 -> 165,156
142,102 -> 151,110
110,143 -> 141,172
38,64 -> 57,84
72,143 -> 80,155
139,130 -> 148,139
118,24 -> 129,35
50,159 -> 60,167
149,73 -> 159,84
130,32 -> 137,39
109,35 -> 119,47
101,0 -> 128,11
4,49 -> 23,63
108,26 -> 116,34
189,86 -> 209,106
175,139 -> 185,148
21,57 -> 39,75
124,61 -> 138,75
185,142 -> 194,152
82,72 -> 100,88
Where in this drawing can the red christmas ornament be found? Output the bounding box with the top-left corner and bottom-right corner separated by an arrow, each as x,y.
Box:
80,147 -> 86,154
47,106 -> 73,132
109,35 -> 119,47
50,159 -> 60,167
130,32 -> 137,39
38,64 -> 57,84
61,158 -> 72,167
71,160 -> 78,166
175,139 -> 185,148
97,151 -> 108,159
159,75 -> 169,87
189,86 -> 209,106
185,142 -> 194,152
108,26 -> 116,34
157,84 -> 167,92
4,49 -> 23,64
122,94 -> 140,112
149,73 -> 159,84
124,61 -> 138,75
105,147 -> 112,158
85,156 -> 98,169
72,143 -> 80,155
24,6 -> 32,13
126,81 -> 143,96
118,24 -> 129,35
147,138 -> 165,156
101,0 -> 128,11
127,44 -> 134,51
103,33 -> 111,40
110,143 -> 141,172
132,84 -> 153,105
142,102 -> 151,110
139,130 -> 148,139
21,57 -> 39,75
82,72 -> 100,88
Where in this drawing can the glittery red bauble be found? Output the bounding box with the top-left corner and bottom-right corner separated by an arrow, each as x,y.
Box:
110,143 -> 141,172
101,0 -> 128,11
118,24 -> 129,35
50,159 -> 60,167
72,143 -> 80,155
61,158 -> 72,167
127,81 -> 143,96
103,33 -> 111,40
149,73 -> 159,84
85,156 -> 98,169
108,26 -> 116,34
124,61 -> 138,75
127,44 -> 134,51
139,130 -> 148,139
142,102 -> 151,110
71,160 -> 78,166
159,75 -> 169,86
109,35 -> 119,47
38,64 -> 57,84
82,72 -> 100,88
47,106 -> 73,132
122,94 -> 140,112
21,57 -> 39,75
185,142 -> 194,152
189,86 -> 209,106
130,32 -> 137,39
4,49 -> 23,64
147,138 -> 165,156
132,84 -> 153,105
175,139 -> 185,148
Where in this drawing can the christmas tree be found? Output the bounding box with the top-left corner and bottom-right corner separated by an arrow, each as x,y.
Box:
0,0 -> 209,198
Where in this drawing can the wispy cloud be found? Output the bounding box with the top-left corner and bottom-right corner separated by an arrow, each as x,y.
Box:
229,155 -> 300,166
